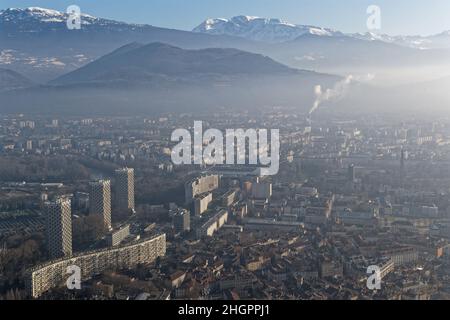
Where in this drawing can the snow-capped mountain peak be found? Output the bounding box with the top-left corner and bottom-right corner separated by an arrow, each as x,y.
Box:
24,7 -> 63,16
351,32 -> 396,43
193,15 -> 341,43
194,15 -> 450,49
1,7 -> 63,17
351,30 -> 450,49
435,30 -> 450,37
0,7 -> 99,23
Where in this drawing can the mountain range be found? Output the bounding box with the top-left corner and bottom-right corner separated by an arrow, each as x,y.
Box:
0,7 -> 258,82
194,15 -> 450,49
0,68 -> 33,92
0,43 -> 339,115
51,42 -> 300,86
193,16 -> 343,43
1,7 -> 450,116
2,7 -> 450,85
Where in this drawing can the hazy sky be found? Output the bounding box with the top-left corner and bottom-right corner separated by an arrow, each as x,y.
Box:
2,0 -> 450,36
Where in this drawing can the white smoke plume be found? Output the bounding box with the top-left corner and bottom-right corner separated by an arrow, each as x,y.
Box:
309,74 -> 374,116
309,75 -> 353,115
